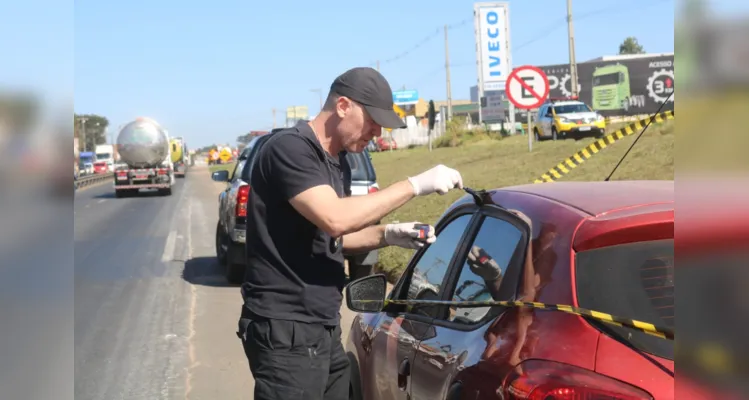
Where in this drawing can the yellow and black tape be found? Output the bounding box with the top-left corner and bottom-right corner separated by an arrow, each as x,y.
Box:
533,110 -> 675,184
371,298 -> 674,340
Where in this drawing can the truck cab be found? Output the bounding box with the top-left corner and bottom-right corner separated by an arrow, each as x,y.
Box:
95,144 -> 115,172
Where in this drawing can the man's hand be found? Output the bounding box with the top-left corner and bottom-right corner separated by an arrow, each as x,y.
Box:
407,165 -> 463,196
467,246 -> 503,281
384,222 -> 436,249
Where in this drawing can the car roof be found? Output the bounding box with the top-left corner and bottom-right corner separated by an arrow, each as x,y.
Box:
496,180 -> 674,217
550,101 -> 585,107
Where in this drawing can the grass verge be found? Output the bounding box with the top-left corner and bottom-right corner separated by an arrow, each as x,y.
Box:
209,163 -> 236,174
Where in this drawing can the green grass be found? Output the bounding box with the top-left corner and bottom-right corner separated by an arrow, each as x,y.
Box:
209,163 -> 236,174
371,120 -> 674,282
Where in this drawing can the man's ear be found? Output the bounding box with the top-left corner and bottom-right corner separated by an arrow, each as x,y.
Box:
335,96 -> 351,119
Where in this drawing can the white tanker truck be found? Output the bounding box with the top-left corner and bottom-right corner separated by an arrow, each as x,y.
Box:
113,117 -> 175,197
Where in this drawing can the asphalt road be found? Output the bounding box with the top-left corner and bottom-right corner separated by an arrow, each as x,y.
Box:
74,166 -> 357,400
74,168 -> 249,399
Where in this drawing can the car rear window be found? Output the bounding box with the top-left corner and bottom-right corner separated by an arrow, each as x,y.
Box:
575,239 -> 674,360
240,136 -> 271,182
346,151 -> 375,182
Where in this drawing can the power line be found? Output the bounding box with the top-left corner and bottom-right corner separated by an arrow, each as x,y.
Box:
369,18 -> 471,68
514,0 -> 670,53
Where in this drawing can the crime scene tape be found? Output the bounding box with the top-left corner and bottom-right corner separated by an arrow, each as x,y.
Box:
532,110 -> 675,184
368,298 -> 674,340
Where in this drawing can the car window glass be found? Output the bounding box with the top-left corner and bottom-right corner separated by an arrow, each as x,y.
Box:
576,239 -> 674,360
346,153 -> 362,180
232,160 -> 246,181
447,216 -> 523,324
240,136 -> 270,181
402,214 -> 473,318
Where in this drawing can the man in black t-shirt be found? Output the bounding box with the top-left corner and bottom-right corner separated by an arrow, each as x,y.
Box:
237,67 -> 464,400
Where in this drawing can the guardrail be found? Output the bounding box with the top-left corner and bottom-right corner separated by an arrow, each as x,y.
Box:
74,172 -> 113,190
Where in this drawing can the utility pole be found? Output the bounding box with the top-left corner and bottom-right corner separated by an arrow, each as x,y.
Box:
376,60 -> 380,71
444,24 -> 453,121
566,0 -> 579,97
272,108 -> 276,129
79,117 -> 88,151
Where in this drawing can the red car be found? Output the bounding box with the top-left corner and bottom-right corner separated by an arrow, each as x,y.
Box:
93,161 -> 109,174
345,180 -> 674,400
375,136 -> 397,151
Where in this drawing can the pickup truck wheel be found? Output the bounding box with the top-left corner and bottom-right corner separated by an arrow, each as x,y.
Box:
215,222 -> 228,266
226,261 -> 245,285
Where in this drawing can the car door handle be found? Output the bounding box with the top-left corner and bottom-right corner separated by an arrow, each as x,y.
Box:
397,358 -> 410,392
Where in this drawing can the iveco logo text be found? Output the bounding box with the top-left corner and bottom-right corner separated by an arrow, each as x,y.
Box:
485,11 -> 503,77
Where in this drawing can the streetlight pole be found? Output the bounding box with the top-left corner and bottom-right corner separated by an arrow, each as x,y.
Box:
566,0 -> 579,97
79,117 -> 88,151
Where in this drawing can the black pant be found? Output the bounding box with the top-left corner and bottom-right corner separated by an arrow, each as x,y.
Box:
238,313 -> 350,400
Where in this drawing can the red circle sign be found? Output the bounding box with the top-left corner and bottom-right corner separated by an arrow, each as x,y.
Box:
505,65 -> 550,110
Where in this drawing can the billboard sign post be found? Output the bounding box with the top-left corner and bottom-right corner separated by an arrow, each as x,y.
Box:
392,90 -> 419,105
506,66 -> 549,152
474,2 -> 512,126
285,105 -> 309,127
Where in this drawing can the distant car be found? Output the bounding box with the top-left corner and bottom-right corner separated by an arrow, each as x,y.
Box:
212,129 -> 381,283
93,161 -> 109,174
374,136 -> 397,151
345,180 -> 674,400
534,98 -> 606,141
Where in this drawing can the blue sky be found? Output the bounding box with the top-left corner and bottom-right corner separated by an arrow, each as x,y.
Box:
70,0 -> 680,148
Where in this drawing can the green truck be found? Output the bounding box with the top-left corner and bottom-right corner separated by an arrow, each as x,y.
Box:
591,63 -> 631,112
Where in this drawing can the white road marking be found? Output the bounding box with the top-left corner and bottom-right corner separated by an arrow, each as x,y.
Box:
97,199 -> 106,204
161,230 -> 177,263
185,196 -> 198,399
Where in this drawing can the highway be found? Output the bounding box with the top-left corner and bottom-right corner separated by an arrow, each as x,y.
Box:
74,166 -> 253,399
74,165 -> 359,399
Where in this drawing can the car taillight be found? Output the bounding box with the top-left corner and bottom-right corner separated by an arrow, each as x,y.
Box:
368,186 -> 379,194
157,168 -> 167,175
502,360 -> 652,400
236,186 -> 250,217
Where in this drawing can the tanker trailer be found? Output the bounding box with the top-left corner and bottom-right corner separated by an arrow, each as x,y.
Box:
113,117 -> 175,197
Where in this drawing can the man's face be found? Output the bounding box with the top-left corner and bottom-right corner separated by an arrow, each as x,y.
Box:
335,97 -> 382,153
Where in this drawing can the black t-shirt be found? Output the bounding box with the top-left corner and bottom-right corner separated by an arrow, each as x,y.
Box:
242,121 -> 351,326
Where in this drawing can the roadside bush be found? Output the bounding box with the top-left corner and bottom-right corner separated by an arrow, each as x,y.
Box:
434,117 -> 500,148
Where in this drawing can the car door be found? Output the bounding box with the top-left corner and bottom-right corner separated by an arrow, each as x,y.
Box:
540,105 -> 554,137
534,105 -> 546,136
361,210 -> 478,400
408,206 -> 531,400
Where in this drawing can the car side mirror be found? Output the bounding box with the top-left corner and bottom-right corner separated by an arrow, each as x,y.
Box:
345,274 -> 388,313
211,170 -> 229,182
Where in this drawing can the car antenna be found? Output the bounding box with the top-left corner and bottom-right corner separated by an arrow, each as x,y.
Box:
463,187 -> 489,206
603,91 -> 673,182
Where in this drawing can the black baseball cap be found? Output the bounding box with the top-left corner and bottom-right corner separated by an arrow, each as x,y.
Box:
329,67 -> 407,129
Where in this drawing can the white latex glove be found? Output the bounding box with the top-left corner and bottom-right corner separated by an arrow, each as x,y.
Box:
407,165 -> 464,196
384,222 -> 437,250
467,245 -> 503,281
